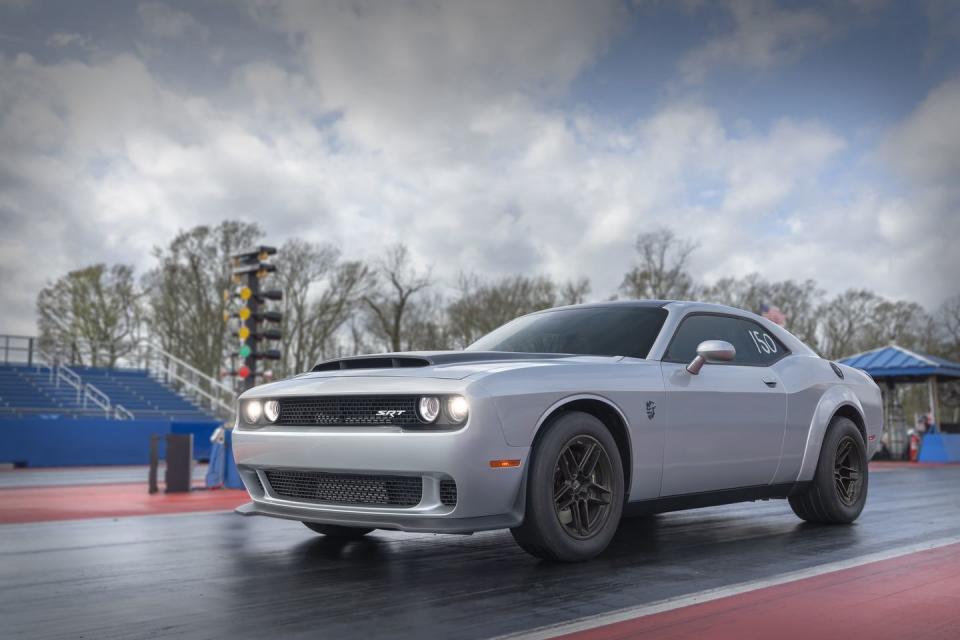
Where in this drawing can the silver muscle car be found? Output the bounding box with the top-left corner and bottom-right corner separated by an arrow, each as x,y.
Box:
233,300 -> 882,561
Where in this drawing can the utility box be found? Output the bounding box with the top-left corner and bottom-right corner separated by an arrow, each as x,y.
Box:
164,433 -> 194,493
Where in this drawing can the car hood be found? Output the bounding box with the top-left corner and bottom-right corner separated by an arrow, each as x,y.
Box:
300,351 -> 624,381
240,351 -> 634,399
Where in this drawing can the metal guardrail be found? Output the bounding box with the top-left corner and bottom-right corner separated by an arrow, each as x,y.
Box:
0,334 -> 37,366
31,349 -> 133,420
128,341 -> 235,421
113,405 -> 134,420
83,382 -> 111,415
5,327 -> 235,421
54,363 -> 83,404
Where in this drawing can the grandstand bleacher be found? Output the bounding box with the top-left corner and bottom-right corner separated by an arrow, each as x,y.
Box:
0,364 -> 213,422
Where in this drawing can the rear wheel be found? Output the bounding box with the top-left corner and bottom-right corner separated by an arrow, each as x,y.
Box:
511,411 -> 624,562
789,416 -> 868,523
302,522 -> 374,539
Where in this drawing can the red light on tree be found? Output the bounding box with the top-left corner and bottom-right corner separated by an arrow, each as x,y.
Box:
237,365 -> 251,379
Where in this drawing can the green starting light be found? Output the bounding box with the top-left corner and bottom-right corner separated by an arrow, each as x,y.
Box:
239,344 -> 251,358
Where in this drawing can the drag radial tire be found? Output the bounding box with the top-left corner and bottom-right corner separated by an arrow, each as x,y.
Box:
511,411 -> 625,562
302,523 -> 374,539
789,416 -> 868,524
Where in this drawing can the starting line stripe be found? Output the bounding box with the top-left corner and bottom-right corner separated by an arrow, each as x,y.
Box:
495,534 -> 960,640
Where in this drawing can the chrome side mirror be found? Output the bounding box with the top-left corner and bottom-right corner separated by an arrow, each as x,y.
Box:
686,340 -> 736,374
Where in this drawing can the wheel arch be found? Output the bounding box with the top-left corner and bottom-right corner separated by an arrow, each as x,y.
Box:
797,386 -> 867,482
531,395 -> 633,500
833,403 -> 867,442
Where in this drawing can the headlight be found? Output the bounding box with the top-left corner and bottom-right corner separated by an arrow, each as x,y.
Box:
447,395 -> 469,423
418,396 -> 441,423
264,400 -> 280,423
242,400 -> 262,424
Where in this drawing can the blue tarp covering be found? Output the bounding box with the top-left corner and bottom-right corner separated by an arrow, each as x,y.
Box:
206,428 -> 243,489
0,415 -> 219,467
839,345 -> 960,380
918,434 -> 960,463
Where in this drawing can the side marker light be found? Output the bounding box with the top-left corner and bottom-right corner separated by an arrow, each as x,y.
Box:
489,459 -> 522,468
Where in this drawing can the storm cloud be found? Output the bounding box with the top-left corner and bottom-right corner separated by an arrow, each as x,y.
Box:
1,0 -> 958,334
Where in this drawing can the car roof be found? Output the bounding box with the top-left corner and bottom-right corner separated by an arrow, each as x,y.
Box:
528,299 -> 818,357
534,299 -> 738,314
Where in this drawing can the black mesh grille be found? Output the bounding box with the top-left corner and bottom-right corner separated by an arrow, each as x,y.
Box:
439,479 -> 457,506
264,469 -> 423,507
276,396 -> 421,426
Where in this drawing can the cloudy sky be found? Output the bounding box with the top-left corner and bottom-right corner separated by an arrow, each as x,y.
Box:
1,0 -> 959,335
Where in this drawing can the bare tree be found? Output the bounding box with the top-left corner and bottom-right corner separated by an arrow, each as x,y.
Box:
560,277 -> 591,305
702,274 -> 823,348
934,294 -> 960,360
933,294 -> 960,417
862,299 -> 934,353
619,228 -> 698,300
446,274 -> 588,348
816,290 -> 882,360
362,244 -> 432,352
143,221 -> 263,377
37,264 -> 142,367
274,239 -> 372,374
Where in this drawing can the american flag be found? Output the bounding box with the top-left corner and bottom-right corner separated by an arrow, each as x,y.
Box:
760,304 -> 787,326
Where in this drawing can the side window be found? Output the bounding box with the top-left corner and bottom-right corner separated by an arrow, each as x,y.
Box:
664,315 -> 722,364
665,314 -> 789,366
738,319 -> 787,365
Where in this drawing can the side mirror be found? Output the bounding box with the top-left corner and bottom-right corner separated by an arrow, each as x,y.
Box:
686,340 -> 736,375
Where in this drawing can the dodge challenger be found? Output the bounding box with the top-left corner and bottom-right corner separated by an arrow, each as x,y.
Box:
232,300 -> 882,561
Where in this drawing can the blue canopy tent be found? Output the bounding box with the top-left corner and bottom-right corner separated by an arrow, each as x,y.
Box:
840,345 -> 960,462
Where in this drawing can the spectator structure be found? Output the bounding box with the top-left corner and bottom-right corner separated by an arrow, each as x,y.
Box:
840,345 -> 960,461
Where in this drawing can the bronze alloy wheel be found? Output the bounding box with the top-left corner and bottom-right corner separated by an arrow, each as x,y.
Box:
552,435 -> 615,539
834,434 -> 864,507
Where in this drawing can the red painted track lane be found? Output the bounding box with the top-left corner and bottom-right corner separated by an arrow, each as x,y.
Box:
557,542 -> 960,640
0,483 -> 249,523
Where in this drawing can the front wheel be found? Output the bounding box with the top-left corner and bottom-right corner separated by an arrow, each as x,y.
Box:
510,411 -> 624,562
302,522 -> 374,539
789,416 -> 868,523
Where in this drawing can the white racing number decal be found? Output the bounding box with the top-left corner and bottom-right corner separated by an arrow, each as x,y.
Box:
748,329 -> 778,355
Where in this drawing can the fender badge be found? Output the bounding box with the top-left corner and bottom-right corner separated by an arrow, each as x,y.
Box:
646,401 -> 656,420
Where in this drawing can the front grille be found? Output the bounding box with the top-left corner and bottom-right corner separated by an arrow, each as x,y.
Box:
276,396 -> 421,426
264,469 -> 423,507
439,479 -> 457,506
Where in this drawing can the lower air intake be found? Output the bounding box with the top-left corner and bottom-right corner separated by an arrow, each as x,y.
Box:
439,479 -> 458,507
264,469 -> 423,507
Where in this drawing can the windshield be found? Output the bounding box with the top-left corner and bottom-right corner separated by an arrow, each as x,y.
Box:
466,306 -> 668,359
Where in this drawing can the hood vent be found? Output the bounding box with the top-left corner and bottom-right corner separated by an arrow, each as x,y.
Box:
312,356 -> 431,372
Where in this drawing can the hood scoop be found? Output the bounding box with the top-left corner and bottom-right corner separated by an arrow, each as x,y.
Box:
311,351 -> 569,373
313,356 -> 431,372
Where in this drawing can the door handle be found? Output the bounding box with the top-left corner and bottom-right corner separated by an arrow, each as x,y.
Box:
762,379 -> 777,388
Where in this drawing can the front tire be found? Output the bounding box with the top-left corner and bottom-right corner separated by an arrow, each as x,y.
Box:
511,411 -> 625,562
302,522 -> 374,539
789,416 -> 868,523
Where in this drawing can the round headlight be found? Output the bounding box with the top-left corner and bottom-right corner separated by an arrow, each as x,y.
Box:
418,396 -> 441,423
264,400 -> 280,423
242,400 -> 262,424
447,395 -> 469,423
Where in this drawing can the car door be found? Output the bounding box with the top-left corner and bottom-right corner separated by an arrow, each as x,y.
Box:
659,313 -> 788,496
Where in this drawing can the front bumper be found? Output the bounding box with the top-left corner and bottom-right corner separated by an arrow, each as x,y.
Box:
231,400 -> 529,533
